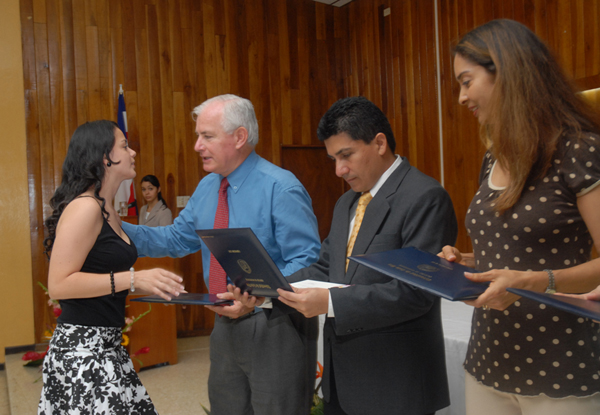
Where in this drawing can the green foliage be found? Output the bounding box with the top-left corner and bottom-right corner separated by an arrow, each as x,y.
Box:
311,395 -> 324,415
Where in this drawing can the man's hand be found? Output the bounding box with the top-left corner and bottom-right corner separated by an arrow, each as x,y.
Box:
438,245 -> 475,268
205,301 -> 254,319
223,284 -> 265,308
276,287 -> 329,318
204,284 -> 256,319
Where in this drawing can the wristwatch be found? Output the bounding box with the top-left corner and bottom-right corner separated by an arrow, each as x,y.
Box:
543,269 -> 556,294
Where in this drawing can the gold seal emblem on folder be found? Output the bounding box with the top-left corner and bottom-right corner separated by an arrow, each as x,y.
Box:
237,259 -> 252,274
417,264 -> 439,273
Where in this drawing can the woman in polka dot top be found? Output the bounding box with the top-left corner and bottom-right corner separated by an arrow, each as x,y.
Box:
442,19 -> 600,415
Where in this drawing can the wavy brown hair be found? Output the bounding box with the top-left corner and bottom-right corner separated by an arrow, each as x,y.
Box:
454,19 -> 600,212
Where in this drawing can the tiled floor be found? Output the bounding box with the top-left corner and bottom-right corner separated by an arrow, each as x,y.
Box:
3,336 -> 211,415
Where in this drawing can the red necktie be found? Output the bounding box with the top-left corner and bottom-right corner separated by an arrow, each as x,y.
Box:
209,177 -> 229,294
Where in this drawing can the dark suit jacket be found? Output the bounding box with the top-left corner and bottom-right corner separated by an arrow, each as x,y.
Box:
274,157 -> 458,415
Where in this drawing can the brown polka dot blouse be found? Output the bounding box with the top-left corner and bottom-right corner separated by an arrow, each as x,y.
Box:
463,134 -> 600,398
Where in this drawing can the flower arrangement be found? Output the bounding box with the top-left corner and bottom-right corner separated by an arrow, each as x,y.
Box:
311,361 -> 324,415
22,282 -> 151,368
121,304 -> 153,366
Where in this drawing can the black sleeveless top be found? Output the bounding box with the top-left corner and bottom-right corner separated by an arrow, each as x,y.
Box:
57,213 -> 138,328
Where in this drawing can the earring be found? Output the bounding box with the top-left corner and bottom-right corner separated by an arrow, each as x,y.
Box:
107,161 -> 112,167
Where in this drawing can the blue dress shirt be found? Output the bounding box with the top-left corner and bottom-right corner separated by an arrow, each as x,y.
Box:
122,151 -> 321,287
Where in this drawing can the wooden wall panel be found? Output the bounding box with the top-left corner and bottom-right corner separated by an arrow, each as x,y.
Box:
22,0 -> 347,340
22,0 -> 600,340
330,0 -> 442,180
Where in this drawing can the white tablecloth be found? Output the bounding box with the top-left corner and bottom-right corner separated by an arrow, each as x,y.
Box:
437,299 -> 474,415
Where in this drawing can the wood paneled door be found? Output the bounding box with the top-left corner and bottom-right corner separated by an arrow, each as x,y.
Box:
281,145 -> 348,241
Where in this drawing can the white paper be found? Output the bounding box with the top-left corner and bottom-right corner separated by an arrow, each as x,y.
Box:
290,280 -> 348,289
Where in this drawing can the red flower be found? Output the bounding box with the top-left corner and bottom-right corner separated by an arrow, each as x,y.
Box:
22,347 -> 47,366
52,307 -> 62,318
316,361 -> 323,379
132,347 -> 150,357
22,351 -> 43,361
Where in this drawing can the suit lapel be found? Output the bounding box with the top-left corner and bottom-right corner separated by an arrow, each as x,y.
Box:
145,200 -> 162,223
344,158 -> 412,281
330,192 -> 359,284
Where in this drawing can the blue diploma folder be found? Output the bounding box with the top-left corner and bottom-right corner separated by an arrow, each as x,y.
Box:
195,228 -> 293,298
349,247 -> 488,301
507,288 -> 600,321
131,293 -> 232,306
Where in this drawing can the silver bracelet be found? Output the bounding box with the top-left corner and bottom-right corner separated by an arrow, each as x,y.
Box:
543,269 -> 556,294
130,267 -> 135,292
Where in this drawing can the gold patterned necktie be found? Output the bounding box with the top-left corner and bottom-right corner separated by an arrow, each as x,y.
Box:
346,192 -> 373,271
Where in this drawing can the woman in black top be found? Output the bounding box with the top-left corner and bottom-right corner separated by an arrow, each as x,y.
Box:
38,120 -> 185,414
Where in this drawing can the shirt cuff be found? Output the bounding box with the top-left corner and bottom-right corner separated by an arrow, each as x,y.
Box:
258,298 -> 273,309
327,290 -> 335,317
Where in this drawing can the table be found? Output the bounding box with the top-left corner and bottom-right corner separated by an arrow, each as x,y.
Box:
437,299 -> 474,415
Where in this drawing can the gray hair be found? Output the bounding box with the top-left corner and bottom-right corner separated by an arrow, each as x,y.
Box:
192,94 -> 259,146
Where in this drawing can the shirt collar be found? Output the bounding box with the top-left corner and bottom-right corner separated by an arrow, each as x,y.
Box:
220,150 -> 259,194
368,155 -> 401,198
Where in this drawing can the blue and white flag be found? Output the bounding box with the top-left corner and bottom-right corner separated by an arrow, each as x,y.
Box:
114,85 -> 138,216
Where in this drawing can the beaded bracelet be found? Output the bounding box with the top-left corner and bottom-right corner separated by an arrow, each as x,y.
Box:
110,271 -> 115,297
130,267 -> 135,292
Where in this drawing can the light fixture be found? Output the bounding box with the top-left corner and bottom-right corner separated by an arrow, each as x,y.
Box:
312,0 -> 354,7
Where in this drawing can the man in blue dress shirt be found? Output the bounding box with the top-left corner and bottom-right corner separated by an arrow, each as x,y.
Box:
122,94 -> 321,415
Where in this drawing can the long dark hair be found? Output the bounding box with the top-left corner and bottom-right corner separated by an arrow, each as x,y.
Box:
141,174 -> 168,209
454,19 -> 600,212
43,120 -> 120,255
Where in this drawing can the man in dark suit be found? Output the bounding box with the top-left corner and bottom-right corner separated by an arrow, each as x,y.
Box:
240,96 -> 457,415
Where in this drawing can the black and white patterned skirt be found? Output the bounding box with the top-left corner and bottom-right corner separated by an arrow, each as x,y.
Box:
38,323 -> 158,415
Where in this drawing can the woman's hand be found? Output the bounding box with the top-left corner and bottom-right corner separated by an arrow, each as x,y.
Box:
579,285 -> 600,301
464,269 -> 548,311
557,285 -> 600,302
438,245 -> 475,268
133,268 -> 186,301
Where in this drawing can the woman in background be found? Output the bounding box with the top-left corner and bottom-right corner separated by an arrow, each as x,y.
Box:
139,174 -> 173,227
39,120 -> 185,414
441,19 -> 600,414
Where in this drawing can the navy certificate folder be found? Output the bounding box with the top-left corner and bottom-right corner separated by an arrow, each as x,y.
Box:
195,228 -> 293,297
131,293 -> 233,306
349,247 -> 488,301
507,288 -> 600,321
